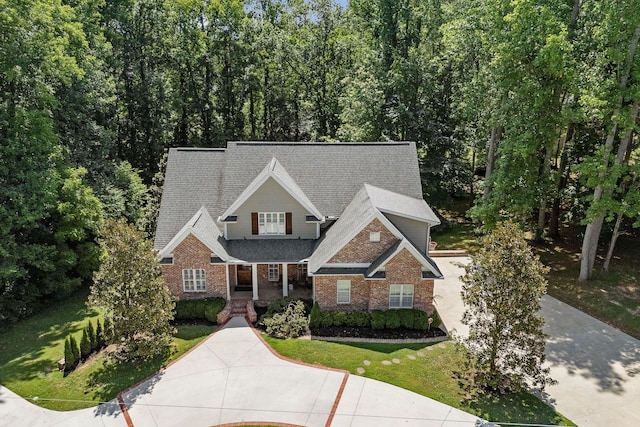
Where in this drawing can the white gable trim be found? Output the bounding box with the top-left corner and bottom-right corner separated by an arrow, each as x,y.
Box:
312,209 -> 405,271
378,207 -> 440,225
158,208 -> 227,261
219,158 -> 324,221
366,239 -> 440,278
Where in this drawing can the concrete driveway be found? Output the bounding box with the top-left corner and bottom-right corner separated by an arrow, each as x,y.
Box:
433,256 -> 640,427
1,316 -> 480,427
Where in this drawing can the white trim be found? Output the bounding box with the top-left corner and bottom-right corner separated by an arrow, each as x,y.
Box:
377,207 -> 440,225
366,239 -> 441,278
259,212 -> 286,235
225,264 -> 231,300
282,264 -> 288,297
310,210 -> 405,271
337,279 -> 351,304
158,207 -> 227,261
389,284 -> 414,308
268,263 -> 279,281
252,263 -> 259,300
219,158 -> 324,221
324,263 -> 371,268
182,269 -> 206,292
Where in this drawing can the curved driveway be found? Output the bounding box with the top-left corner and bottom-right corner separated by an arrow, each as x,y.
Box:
1,316 -> 479,427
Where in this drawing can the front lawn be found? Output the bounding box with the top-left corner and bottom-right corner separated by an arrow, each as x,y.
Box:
264,337 -> 575,426
0,290 -> 213,411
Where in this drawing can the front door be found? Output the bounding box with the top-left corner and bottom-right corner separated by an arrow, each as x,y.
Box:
236,265 -> 252,290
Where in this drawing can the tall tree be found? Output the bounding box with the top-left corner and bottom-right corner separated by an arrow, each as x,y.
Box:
460,221 -> 554,394
89,218 -> 174,361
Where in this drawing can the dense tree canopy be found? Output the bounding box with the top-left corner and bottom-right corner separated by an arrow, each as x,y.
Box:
1,0 -> 639,325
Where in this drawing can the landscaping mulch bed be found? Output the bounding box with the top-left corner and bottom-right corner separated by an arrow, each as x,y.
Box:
310,325 -> 446,340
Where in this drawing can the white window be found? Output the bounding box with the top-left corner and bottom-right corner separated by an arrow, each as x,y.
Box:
298,263 -> 307,279
389,284 -> 414,308
268,264 -> 279,281
183,269 -> 206,292
337,280 -> 351,304
370,231 -> 381,242
259,212 -> 285,235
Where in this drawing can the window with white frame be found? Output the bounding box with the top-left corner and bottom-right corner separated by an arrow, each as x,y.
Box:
183,269 -> 206,292
268,264 -> 279,281
389,284 -> 414,308
337,280 -> 351,304
259,212 -> 285,235
370,231 -> 381,242
298,263 -> 307,280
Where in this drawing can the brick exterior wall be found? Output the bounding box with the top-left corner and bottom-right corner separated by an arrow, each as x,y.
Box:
328,218 -> 398,263
161,234 -> 227,300
314,248 -> 435,313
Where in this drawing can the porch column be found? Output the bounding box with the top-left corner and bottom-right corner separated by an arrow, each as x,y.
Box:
225,264 -> 231,300
252,263 -> 258,300
282,264 -> 288,297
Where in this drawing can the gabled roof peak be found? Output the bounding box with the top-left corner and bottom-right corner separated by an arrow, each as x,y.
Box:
219,157 -> 323,221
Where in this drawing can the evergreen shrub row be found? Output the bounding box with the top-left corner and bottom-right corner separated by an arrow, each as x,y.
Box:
64,317 -> 113,372
309,301 -> 441,331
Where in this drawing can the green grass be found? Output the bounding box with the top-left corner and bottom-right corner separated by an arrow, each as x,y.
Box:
265,337 -> 575,426
0,290 -> 214,410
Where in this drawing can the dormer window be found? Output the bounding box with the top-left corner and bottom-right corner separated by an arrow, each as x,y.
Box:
259,212 -> 285,235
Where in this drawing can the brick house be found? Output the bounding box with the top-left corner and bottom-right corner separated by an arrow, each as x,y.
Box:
154,141 -> 442,313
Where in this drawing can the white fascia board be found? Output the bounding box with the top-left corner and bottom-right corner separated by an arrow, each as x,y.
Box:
378,207 -> 440,225
158,229 -> 227,262
366,239 -> 440,278
324,263 -> 371,268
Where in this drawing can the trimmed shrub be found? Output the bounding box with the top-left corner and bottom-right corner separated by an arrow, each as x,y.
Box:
204,299 -> 226,322
69,335 -> 80,367
414,309 -> 429,330
64,337 -> 75,371
263,301 -> 308,338
348,311 -> 371,327
95,320 -> 105,349
385,310 -> 401,329
319,311 -> 333,328
397,309 -> 414,329
309,301 -> 321,329
80,328 -> 92,359
371,310 -> 385,329
332,311 -> 348,327
87,321 -> 97,351
174,297 -> 226,322
428,309 -> 442,328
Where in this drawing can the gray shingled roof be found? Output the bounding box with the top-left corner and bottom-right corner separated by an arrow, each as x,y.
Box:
154,142 -> 424,250
307,184 -> 441,274
224,239 -> 316,263
364,184 -> 440,225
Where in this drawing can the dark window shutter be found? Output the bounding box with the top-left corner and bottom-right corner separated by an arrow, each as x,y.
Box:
252,212 -> 258,235
286,212 -> 292,234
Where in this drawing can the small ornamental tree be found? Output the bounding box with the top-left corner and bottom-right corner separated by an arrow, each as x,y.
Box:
460,220 -> 555,394
89,218 -> 175,362
69,335 -> 80,368
80,328 -> 91,360
95,319 -> 105,350
87,321 -> 97,352
64,337 -> 74,371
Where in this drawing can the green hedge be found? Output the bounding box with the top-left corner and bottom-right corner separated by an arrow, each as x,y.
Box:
174,297 -> 226,322
309,307 -> 442,331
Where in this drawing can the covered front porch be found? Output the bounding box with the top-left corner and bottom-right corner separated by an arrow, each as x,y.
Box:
223,238 -> 316,303
227,262 -> 312,303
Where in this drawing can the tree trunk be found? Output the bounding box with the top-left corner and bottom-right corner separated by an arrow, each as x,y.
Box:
579,23 -> 640,281
536,146 -> 553,240
603,213 -> 624,272
484,126 -> 502,198
549,125 -> 573,238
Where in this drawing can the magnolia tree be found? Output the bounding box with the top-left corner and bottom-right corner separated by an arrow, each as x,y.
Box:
460,220 -> 555,394
90,218 -> 174,362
